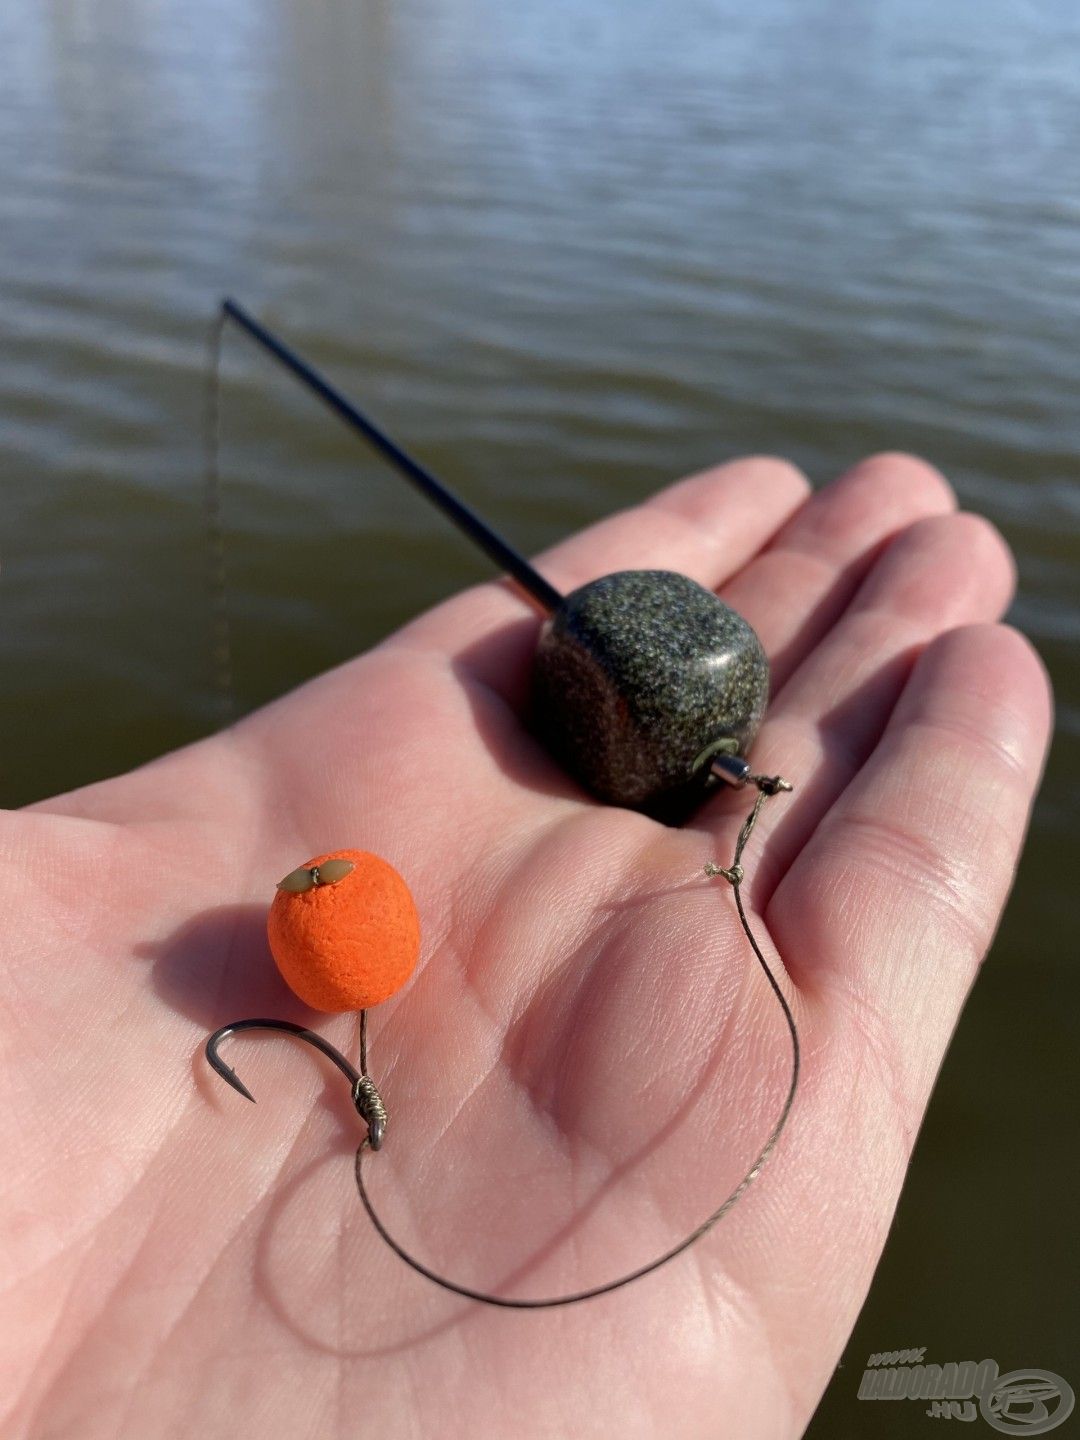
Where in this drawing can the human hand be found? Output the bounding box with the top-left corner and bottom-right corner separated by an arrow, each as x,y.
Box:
1,453 -> 1051,1438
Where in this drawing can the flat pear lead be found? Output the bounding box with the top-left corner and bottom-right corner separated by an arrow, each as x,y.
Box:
531,569 -> 769,815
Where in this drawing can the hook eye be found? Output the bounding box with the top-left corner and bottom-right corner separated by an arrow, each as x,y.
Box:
352,1075 -> 388,1150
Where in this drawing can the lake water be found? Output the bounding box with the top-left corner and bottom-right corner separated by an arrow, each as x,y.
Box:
2,0 -> 1077,1428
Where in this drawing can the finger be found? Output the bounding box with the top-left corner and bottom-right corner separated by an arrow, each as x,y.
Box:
768,624 -> 1052,1114
388,456 -> 810,705
697,511 -> 1017,893
719,451 -> 955,693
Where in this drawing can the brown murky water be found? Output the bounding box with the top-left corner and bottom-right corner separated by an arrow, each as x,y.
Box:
2,0 -> 1077,1428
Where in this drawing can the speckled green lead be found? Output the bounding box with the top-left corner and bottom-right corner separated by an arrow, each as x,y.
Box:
531,570 -> 769,814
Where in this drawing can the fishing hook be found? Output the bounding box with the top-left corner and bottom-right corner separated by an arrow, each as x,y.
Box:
205,1013 -> 388,1149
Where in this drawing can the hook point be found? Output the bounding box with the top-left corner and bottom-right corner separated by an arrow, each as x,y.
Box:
232,1075 -> 258,1103
215,1061 -> 257,1104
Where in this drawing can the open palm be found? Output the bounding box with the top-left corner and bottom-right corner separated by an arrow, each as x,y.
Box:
2,453 -> 1051,1440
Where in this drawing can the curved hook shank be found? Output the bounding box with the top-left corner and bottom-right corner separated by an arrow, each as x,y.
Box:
205,1018 -> 362,1104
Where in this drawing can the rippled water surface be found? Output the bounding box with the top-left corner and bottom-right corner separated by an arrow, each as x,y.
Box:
2,0 -> 1077,1428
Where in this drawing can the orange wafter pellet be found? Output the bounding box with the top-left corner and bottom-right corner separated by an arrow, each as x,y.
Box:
267,848 -> 420,1012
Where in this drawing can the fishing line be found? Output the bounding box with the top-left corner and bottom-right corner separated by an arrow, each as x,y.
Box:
203,307 -> 235,727
351,782 -> 799,1308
